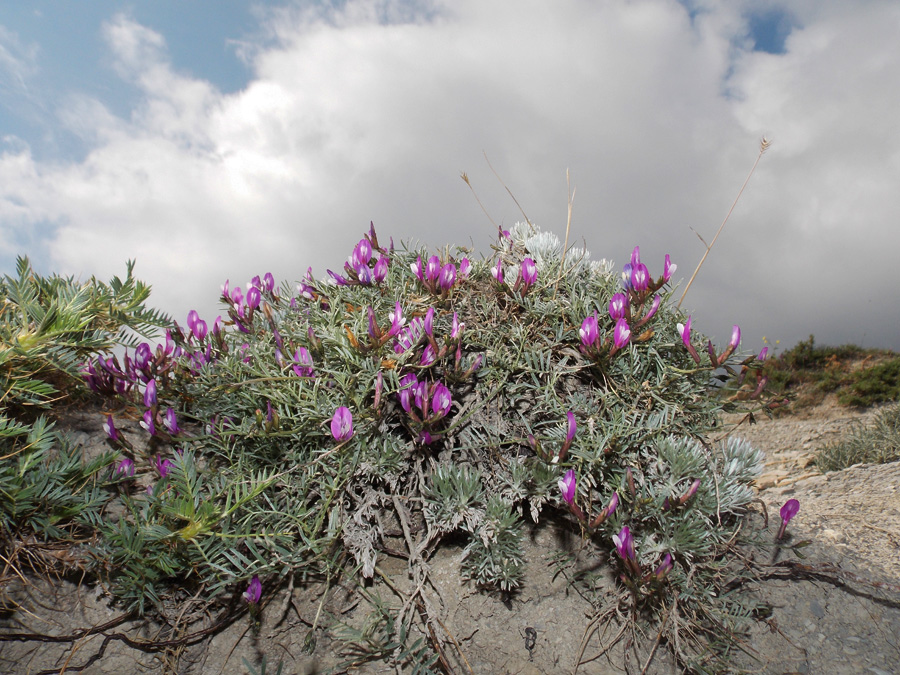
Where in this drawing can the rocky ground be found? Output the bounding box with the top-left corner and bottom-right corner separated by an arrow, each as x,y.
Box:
1,398 -> 898,674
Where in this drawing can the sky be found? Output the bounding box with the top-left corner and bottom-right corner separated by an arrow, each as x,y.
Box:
1,0 -> 898,354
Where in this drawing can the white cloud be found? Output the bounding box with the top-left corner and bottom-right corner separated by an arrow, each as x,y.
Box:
1,0 -> 899,350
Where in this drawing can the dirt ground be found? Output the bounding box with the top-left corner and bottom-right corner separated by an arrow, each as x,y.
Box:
1,399 -> 898,674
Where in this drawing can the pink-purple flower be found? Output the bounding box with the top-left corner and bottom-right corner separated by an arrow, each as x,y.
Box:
579,314 -> 599,349
608,293 -> 628,321
244,575 -> 262,604
613,525 -> 636,561
777,499 -> 800,540
613,318 -> 631,350
103,414 -> 119,442
115,457 -> 135,478
558,469 -> 577,505
330,406 -> 354,442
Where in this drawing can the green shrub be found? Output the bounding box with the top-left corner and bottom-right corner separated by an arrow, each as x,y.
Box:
74,221 -> 773,671
814,402 -> 900,472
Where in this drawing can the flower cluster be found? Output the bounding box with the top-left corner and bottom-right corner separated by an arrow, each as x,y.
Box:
328,222 -> 391,287
491,257 -> 538,298
412,254 -> 470,295
397,373 -> 453,444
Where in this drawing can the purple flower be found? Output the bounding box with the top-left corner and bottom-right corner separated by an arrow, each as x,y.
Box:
411,256 -> 424,282
244,575 -> 262,604
606,492 -> 619,518
103,414 -> 119,442
425,255 -> 441,283
292,347 -> 314,378
777,499 -> 800,540
663,254 -> 676,282
451,312 -> 464,339
143,379 -> 158,408
519,257 -> 537,289
398,373 -> 418,413
330,406 -> 354,442
608,293 -> 628,321
558,469 -> 577,505
630,246 -> 641,267
246,286 -> 261,310
420,344 -> 436,366
387,302 -> 406,337
431,382 -> 452,419
134,342 -> 152,372
757,347 -> 769,361
155,455 -> 172,478
631,263 -> 650,292
373,256 -> 389,283
115,457 -> 135,478
459,258 -> 471,279
579,314 -> 599,348
141,409 -> 156,436
613,525 -> 636,561
163,408 -> 181,435
263,272 -> 275,293
491,261 -> 504,284
353,238 -> 372,266
439,263 -> 457,291
653,553 -> 673,580
613,318 -> 631,350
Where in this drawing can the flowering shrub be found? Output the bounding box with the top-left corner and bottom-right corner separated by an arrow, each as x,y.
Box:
32,221 -> 773,670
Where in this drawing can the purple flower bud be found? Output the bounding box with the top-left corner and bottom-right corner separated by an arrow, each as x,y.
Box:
561,411 -> 574,444
330,406 -> 354,442
103,414 -> 119,442
630,246 -> 641,267
231,286 -> 244,305
373,256 -> 389,283
777,499 -> 800,540
663,254 -> 676,282
115,457 -> 135,478
439,263 -> 457,290
244,575 -> 262,604
558,469 -> 577,505
144,379 -> 157,408
757,347 -> 769,361
729,325 -> 741,350
579,314 -> 599,348
613,525 -> 636,561
678,317 -> 692,347
263,272 -> 275,293
354,262 -> 372,285
613,318 -> 631,349
654,553 -> 673,580
644,295 -> 661,322
606,492 -> 619,517
424,307 -> 435,337
608,293 -> 628,321
621,263 -> 633,291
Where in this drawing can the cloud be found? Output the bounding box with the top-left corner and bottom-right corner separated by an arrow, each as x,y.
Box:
1,0 -> 899,350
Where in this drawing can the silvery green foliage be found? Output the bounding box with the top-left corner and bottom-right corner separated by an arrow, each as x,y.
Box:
461,494 -> 525,591
422,464 -> 485,535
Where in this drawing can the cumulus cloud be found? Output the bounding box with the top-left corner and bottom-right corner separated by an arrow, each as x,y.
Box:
0,0 -> 898,350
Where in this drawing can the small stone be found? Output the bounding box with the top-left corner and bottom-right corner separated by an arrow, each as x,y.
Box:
809,600 -> 825,619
